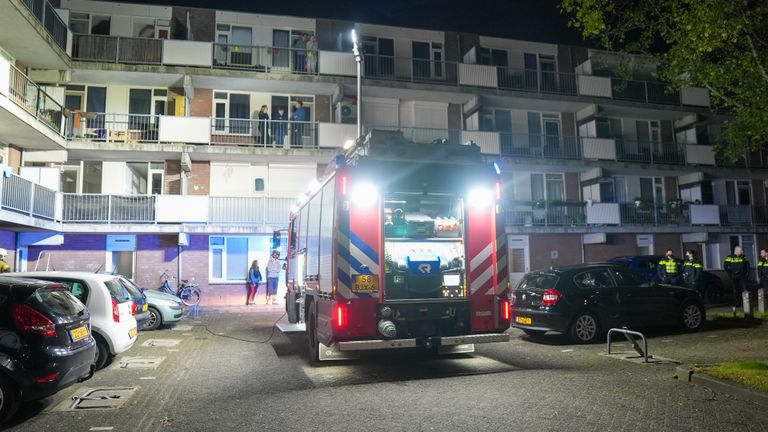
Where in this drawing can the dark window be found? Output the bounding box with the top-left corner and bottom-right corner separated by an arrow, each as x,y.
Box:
104,279 -> 130,302
573,270 -> 615,289
31,288 -> 85,316
613,269 -> 648,287
255,178 -> 265,191
517,274 -> 558,291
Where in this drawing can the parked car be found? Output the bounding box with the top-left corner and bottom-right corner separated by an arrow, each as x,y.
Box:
119,277 -> 183,331
6,272 -> 138,369
0,276 -> 96,423
511,263 -> 706,343
608,255 -> 727,303
114,277 -> 150,330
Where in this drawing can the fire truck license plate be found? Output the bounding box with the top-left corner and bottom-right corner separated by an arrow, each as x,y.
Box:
352,274 -> 379,292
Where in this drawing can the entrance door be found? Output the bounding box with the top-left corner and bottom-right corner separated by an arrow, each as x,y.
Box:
412,41 -> 430,79
273,30 -> 290,70
65,93 -> 83,137
128,89 -> 152,133
508,235 -> 530,289
215,31 -> 229,65
231,26 -> 252,66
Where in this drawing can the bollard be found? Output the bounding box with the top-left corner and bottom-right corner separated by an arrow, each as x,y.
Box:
758,288 -> 766,314
742,291 -> 753,317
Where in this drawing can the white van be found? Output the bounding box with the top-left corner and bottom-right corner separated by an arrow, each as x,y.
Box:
7,272 -> 138,369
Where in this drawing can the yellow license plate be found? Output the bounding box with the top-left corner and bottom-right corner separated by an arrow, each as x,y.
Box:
129,327 -> 138,338
143,304 -> 148,311
352,274 -> 379,292
69,325 -> 89,342
515,316 -> 532,325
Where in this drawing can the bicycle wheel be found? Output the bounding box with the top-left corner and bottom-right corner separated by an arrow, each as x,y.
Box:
180,288 -> 201,306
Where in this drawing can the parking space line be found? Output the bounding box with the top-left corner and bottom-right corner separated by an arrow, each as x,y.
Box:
89,427 -> 114,431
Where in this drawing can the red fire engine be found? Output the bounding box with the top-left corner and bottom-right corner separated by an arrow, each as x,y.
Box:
283,130 -> 510,361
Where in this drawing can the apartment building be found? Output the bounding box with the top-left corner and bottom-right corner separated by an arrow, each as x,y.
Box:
0,0 -> 764,304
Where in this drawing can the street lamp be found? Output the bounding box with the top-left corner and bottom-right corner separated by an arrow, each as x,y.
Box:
351,28 -> 363,140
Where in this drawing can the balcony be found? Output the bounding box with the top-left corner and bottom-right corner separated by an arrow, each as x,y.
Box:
0,0 -> 70,69
67,35 -> 709,107
0,61 -> 66,149
0,172 -> 58,221
505,202 -> 586,227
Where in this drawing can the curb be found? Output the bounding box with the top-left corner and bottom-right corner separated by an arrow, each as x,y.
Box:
676,366 -> 768,406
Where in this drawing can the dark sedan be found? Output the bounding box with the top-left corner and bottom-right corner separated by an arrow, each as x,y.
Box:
511,264 -> 706,343
0,277 -> 96,422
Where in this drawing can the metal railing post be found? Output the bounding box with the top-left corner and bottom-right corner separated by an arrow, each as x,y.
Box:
107,195 -> 112,224
115,36 -> 120,63
28,181 -> 34,216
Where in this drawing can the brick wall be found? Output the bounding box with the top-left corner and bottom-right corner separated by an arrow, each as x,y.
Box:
190,89 -> 212,117
654,234 -> 681,256
28,235 -> 106,272
584,234 -> 640,262
136,235 -> 179,289
7,145 -> 21,174
529,234 -> 582,270
164,160 -> 182,195
188,161 -> 210,195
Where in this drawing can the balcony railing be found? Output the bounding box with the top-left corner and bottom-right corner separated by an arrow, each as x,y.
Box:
62,194 -> 155,223
209,197 -> 294,224
73,34 -> 162,64
505,202 -> 586,227
21,0 -> 67,51
7,64 -> 64,134
614,139 -> 686,165
0,173 -> 57,220
67,112 -> 158,143
210,119 -> 317,148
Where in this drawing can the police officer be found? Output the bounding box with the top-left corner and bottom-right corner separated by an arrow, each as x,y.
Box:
0,249 -> 9,273
657,249 -> 681,285
681,249 -> 703,296
758,248 -> 768,293
724,245 -> 750,315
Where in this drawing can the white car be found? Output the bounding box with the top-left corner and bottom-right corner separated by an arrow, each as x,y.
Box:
6,272 -> 138,369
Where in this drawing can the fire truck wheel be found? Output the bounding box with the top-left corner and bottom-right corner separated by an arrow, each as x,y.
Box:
306,301 -> 320,363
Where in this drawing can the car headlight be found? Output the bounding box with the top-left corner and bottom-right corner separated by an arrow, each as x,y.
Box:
157,300 -> 178,307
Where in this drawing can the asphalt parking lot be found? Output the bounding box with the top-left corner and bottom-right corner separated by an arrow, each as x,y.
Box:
5,305 -> 768,432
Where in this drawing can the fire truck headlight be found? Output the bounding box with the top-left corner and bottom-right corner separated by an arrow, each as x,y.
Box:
350,181 -> 378,207
467,187 -> 494,209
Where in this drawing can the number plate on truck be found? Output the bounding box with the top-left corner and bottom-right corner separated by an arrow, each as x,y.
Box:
352,274 -> 379,293
515,316 -> 532,325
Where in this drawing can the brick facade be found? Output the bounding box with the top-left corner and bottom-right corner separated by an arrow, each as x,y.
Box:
7,145 -> 22,174
28,235 -> 106,272
529,234 -> 582,271
189,88 -> 212,117
164,160 -> 182,195
584,233 -> 641,262
136,235 -> 179,290
188,161 -> 210,195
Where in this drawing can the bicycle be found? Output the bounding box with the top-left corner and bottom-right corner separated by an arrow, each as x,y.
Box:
159,270 -> 201,307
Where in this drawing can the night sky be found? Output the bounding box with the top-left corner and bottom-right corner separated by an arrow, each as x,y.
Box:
103,0 -> 588,46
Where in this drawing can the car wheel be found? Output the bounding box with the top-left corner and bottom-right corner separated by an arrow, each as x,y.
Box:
94,337 -> 111,370
306,301 -> 319,363
0,373 -> 20,424
680,301 -> 705,332
145,307 -> 162,331
522,329 -> 546,337
569,312 -> 600,344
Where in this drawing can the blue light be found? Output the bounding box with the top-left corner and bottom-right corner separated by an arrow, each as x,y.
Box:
493,162 -> 501,175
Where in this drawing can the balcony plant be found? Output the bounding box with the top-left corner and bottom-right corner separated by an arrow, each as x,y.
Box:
632,197 -> 654,210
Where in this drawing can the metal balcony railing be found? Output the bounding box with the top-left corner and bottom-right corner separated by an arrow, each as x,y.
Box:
67,112 -> 159,143
614,139 -> 686,165
0,173 -> 57,220
7,64 -> 64,134
21,0 -> 67,51
505,202 -> 586,227
500,133 -> 581,159
213,43 -> 319,74
208,197 -> 294,224
72,34 -> 162,64
210,118 -> 317,148
62,194 -> 155,223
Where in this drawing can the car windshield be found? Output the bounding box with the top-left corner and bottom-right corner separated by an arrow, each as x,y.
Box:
517,273 -> 559,291
30,287 -> 85,316
104,279 -> 131,302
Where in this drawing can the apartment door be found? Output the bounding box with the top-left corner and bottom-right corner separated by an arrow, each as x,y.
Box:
539,55 -> 557,92
215,24 -> 229,65
106,235 -> 136,280
543,114 -> 561,156
273,30 -> 290,69
508,235 -> 530,290
527,112 -> 542,155
128,89 -> 152,133
524,53 -> 538,90
412,41 -> 443,80
363,37 -> 394,78
65,93 -> 83,136
231,26 -> 253,66
85,86 -> 106,130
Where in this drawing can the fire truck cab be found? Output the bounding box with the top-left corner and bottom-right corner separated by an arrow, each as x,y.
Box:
284,130 -> 510,362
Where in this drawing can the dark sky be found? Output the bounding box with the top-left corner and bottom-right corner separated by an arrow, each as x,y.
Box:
105,0 -> 588,46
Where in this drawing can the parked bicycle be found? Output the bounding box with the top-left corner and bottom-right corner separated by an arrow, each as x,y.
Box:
159,270 -> 201,307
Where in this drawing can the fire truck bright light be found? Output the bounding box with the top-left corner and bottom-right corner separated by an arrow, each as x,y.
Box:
350,181 -> 378,207
467,187 -> 494,209
344,139 -> 355,149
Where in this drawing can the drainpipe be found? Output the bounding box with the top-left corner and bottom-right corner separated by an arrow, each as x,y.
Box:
177,245 -> 183,284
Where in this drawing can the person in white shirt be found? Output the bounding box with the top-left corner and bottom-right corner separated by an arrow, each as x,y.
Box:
266,250 -> 283,305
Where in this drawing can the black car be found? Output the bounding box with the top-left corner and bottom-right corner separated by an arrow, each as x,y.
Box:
608,255 -> 727,303
0,277 -> 96,422
511,264 -> 706,343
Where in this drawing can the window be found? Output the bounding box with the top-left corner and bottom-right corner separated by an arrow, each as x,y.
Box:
612,269 -> 650,287
573,270 -> 615,289
70,13 -> 89,34
212,92 -> 251,134
209,236 -> 273,283
531,173 -> 564,202
91,15 -> 111,35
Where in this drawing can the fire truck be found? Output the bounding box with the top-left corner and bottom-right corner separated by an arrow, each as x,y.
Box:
282,130 -> 510,361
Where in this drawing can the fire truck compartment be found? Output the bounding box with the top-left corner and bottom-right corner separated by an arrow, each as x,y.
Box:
378,300 -> 471,338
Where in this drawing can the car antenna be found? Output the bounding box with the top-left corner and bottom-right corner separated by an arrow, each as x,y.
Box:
93,263 -> 103,273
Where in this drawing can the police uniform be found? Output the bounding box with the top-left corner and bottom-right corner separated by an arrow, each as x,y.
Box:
758,257 -> 768,290
724,254 -> 750,307
681,258 -> 703,291
658,256 -> 681,284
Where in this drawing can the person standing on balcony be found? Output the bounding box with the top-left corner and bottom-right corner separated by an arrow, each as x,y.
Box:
0,249 -> 9,273
290,100 -> 306,148
257,105 -> 270,146
294,33 -> 307,73
273,106 -> 287,147
246,260 -> 262,306
305,35 -> 318,73
657,249 -> 681,285
682,249 -> 703,296
266,250 -> 284,305
724,245 -> 750,316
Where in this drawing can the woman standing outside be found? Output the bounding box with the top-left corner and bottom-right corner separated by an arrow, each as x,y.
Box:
257,105 -> 270,146
247,260 -> 262,305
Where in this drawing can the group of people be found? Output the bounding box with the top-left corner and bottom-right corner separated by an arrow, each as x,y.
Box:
255,101 -> 307,147
659,245 -> 767,313
245,250 -> 284,306
293,33 -> 318,73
